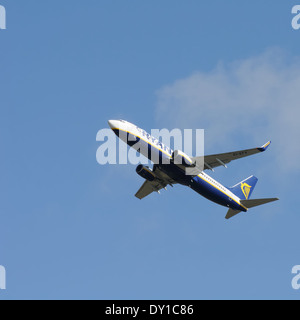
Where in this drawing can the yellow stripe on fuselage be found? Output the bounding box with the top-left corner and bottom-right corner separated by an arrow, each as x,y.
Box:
197,174 -> 248,211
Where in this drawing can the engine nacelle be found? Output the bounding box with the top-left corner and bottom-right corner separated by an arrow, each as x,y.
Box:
136,165 -> 156,181
172,150 -> 195,167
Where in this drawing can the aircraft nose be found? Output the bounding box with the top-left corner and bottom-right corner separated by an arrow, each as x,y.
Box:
108,120 -> 119,129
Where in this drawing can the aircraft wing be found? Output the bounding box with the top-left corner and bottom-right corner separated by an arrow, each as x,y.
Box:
191,141 -> 271,171
135,166 -> 176,200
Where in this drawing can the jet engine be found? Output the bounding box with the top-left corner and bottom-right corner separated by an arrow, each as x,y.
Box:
136,165 -> 156,181
172,150 -> 195,167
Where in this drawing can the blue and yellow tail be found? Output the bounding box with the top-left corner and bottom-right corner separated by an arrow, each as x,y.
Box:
228,175 -> 258,200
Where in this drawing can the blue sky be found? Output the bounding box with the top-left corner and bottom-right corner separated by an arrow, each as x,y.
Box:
0,0 -> 300,299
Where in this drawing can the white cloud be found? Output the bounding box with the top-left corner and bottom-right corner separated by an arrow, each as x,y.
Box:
155,49 -> 300,172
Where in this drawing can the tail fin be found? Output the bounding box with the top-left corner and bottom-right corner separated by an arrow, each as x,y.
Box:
228,175 -> 258,200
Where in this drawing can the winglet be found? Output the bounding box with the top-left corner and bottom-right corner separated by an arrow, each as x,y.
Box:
257,141 -> 271,152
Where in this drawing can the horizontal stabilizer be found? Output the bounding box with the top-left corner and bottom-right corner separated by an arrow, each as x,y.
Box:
240,198 -> 279,209
225,209 -> 242,220
226,198 -> 279,219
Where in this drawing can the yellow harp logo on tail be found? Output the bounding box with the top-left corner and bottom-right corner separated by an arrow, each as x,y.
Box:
241,183 -> 252,199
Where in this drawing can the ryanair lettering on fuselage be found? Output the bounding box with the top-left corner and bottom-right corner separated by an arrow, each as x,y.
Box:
135,126 -> 173,156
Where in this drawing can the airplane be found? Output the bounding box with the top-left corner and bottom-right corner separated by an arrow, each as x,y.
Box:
108,119 -> 279,219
